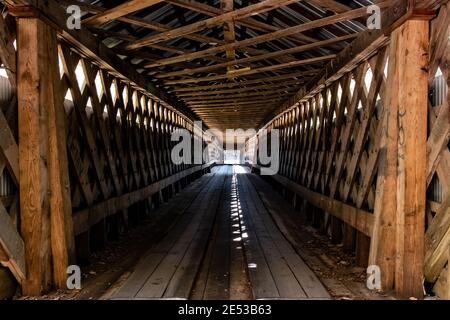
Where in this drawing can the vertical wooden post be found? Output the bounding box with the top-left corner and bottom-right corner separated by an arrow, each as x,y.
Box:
17,16 -> 74,295
370,19 -> 429,298
45,19 -> 76,288
394,19 -> 428,298
369,43 -> 398,294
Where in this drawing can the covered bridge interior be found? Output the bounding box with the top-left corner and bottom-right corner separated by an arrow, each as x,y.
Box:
0,0 -> 449,300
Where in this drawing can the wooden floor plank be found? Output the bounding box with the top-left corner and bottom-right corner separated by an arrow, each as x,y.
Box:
203,172 -> 232,299
248,174 -> 330,298
237,174 -> 280,299
164,166 -> 230,298
111,166 -> 330,300
244,174 -> 330,298
136,169 -> 226,298
228,171 -> 253,300
238,174 -> 307,299
111,171 -> 219,299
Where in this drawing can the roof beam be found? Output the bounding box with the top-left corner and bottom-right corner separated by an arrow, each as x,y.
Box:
182,90 -> 297,102
156,34 -> 356,78
166,0 -> 317,44
127,0 -> 299,49
175,81 -> 304,96
143,3 -> 388,68
62,0 -> 294,66
188,98 -> 286,107
164,56 -> 333,85
60,0 -> 230,46
89,27 -> 232,65
83,0 -> 164,25
308,0 -> 352,13
170,70 -> 316,91
221,0 -> 236,72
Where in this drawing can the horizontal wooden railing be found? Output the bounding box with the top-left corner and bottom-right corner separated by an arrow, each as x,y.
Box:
251,164 -> 374,237
73,162 -> 214,235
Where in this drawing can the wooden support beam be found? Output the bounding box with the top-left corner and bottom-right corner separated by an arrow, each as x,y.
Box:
170,71 -> 315,92
62,0 -> 231,48
143,3 -> 386,68
156,34 -> 356,78
46,23 -> 76,287
183,93 -> 296,104
309,0 -> 352,13
189,99 -> 286,108
181,88 -> 298,101
370,18 -> 429,298
394,19 -> 428,298
164,56 -> 332,85
17,17 -> 74,295
175,81 -> 303,96
61,0 -> 292,67
166,0 -> 318,44
221,0 -> 235,72
83,0 -> 164,25
127,0 -> 298,49
0,204 -> 25,284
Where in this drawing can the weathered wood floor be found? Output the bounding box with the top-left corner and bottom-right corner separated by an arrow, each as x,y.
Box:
110,165 -> 330,300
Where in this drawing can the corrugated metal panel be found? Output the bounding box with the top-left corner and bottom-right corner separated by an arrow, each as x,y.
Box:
0,75 -> 13,106
0,170 -> 15,197
0,75 -> 15,197
430,74 -> 447,107
427,73 -> 448,204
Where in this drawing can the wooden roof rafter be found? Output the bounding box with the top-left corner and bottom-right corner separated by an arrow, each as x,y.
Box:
126,0 -> 302,49
6,0 -> 424,131
83,0 -> 165,25
61,0 -> 300,71
142,3 -> 388,69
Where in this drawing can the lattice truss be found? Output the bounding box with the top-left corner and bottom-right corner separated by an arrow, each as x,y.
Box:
0,9 -> 24,282
424,3 -> 450,297
270,49 -> 386,213
59,43 -> 202,212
